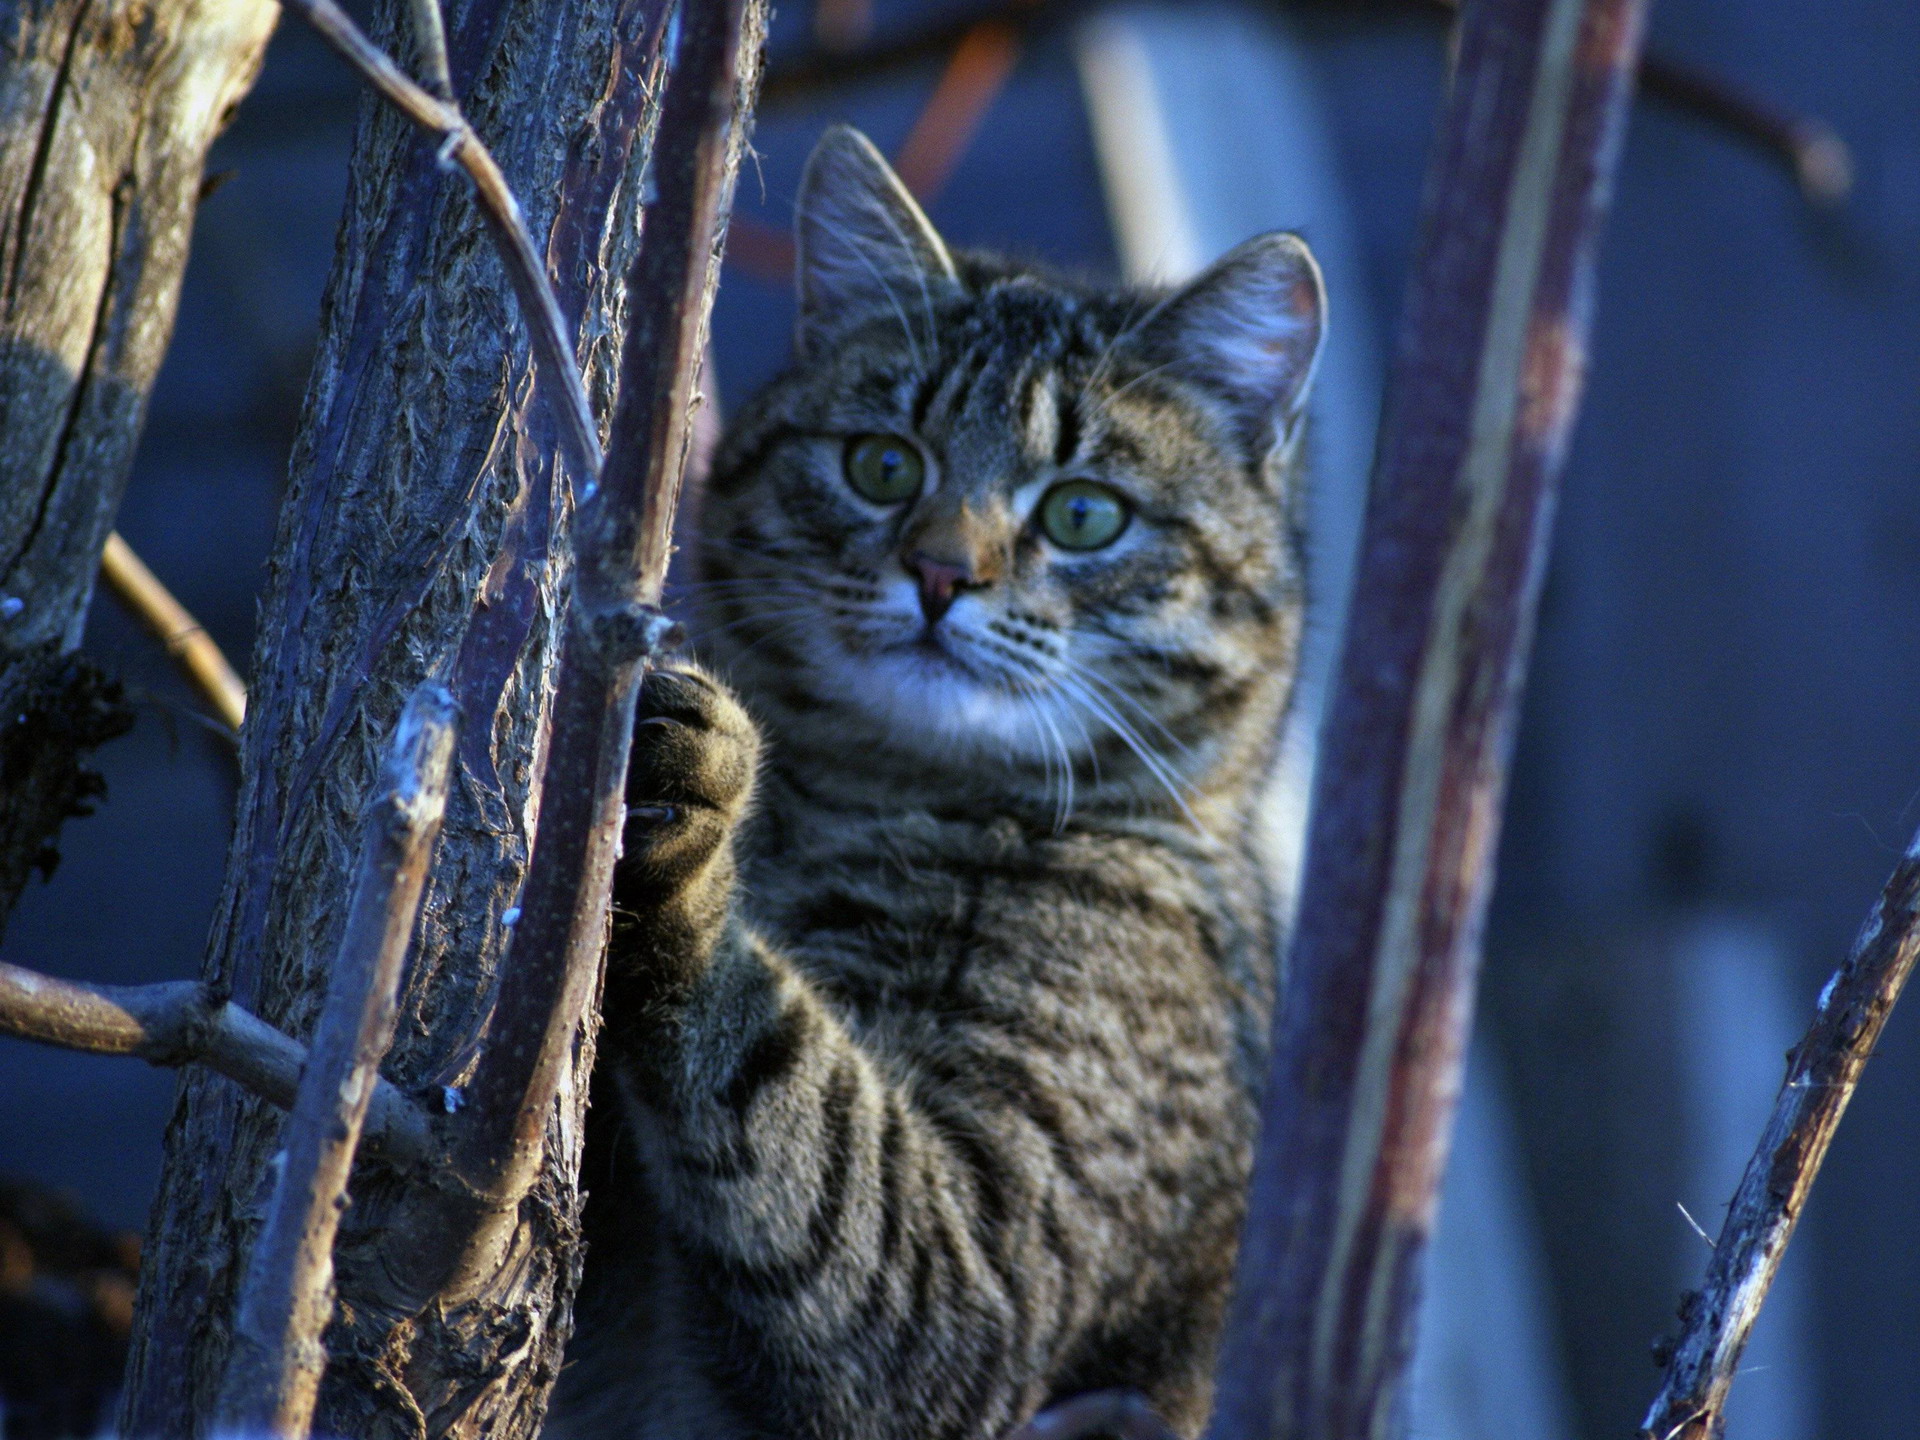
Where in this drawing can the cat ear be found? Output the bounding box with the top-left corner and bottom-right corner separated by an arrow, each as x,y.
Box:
1132,232 -> 1327,451
793,125 -> 959,357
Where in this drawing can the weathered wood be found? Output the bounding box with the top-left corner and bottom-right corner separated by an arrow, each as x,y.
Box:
120,2 -> 688,1436
0,0 -> 276,931
281,0 -> 603,485
447,0 -> 761,1278
215,683 -> 457,1440
1205,1 -> 1647,1437
1641,827 -> 1920,1440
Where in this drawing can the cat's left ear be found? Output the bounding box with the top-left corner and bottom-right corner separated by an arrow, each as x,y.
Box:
792,125 -> 960,358
1132,232 -> 1327,453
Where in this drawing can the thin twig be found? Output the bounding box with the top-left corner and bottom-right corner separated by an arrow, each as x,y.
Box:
1003,1390 -> 1180,1440
1637,49 -> 1853,206
1641,826 -> 1920,1440
99,531 -> 247,732
445,0 -> 759,1266
1207,0 -> 1648,1435
1420,0 -> 1853,205
407,0 -> 454,102
214,683 -> 457,1440
0,962 -> 433,1166
280,0 -> 602,485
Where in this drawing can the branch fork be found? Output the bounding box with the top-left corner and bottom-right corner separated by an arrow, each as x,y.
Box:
279,0 -> 603,488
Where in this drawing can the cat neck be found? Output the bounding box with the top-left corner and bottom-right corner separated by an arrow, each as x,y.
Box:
743,685 -> 1278,849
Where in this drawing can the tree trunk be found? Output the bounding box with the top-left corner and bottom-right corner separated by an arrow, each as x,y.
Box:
0,0 -> 277,933
119,2 -> 689,1436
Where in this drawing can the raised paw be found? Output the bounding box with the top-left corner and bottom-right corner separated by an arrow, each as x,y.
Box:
618,665 -> 759,890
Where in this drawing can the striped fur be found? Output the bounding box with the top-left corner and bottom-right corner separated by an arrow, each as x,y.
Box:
556,128 -> 1324,1440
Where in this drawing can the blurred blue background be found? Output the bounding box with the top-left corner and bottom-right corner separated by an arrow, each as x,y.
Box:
3,3 -> 1918,1437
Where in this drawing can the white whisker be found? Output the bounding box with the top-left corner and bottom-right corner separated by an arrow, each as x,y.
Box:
1052,670 -> 1204,832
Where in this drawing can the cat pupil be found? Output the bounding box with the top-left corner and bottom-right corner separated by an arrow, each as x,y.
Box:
1040,480 -> 1128,550
846,432 -> 924,503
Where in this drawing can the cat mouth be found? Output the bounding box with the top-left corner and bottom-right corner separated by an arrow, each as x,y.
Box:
883,625 -> 1001,686
902,626 -> 966,669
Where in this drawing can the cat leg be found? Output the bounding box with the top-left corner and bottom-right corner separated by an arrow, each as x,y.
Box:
607,663 -> 760,1006
600,667 -> 1236,1439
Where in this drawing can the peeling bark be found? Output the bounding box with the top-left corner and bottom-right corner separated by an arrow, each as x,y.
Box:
0,0 -> 277,931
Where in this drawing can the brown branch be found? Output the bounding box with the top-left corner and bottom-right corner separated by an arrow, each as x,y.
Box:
99,530 -> 247,732
1640,827 -> 1920,1440
1004,1391 -> 1180,1440
1206,0 -> 1648,1436
214,683 -> 457,1440
0,962 -> 433,1166
444,0 -> 760,1267
280,0 -> 602,485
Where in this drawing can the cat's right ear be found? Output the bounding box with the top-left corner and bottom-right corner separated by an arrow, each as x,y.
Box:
1131,232 -> 1327,455
793,125 -> 958,358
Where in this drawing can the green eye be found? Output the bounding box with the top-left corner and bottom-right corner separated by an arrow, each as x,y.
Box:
844,433 -> 925,504
1039,480 -> 1130,551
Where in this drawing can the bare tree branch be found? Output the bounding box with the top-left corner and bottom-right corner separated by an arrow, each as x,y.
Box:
407,0 -> 455,102
0,962 -> 432,1166
761,0 -> 1850,208
214,682 -> 458,1440
1640,827 -> 1920,1440
99,530 -> 247,731
281,0 -> 602,486
447,0 -> 761,1264
1206,0 -> 1648,1436
1419,0 -> 1852,205
1636,48 -> 1852,206
123,2 -> 697,1432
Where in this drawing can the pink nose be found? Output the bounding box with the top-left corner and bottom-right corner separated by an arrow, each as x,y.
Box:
905,553 -> 980,625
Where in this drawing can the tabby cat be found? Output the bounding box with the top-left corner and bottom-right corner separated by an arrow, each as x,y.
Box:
557,125 -> 1325,1440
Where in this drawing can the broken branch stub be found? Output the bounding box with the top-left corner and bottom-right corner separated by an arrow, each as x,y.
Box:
214,683 -> 458,1440
0,962 -> 433,1167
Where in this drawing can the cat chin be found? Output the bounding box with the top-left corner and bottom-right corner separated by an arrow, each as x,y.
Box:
823,641 -> 1070,768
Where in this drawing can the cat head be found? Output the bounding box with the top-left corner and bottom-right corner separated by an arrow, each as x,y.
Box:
694,126 -> 1325,821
